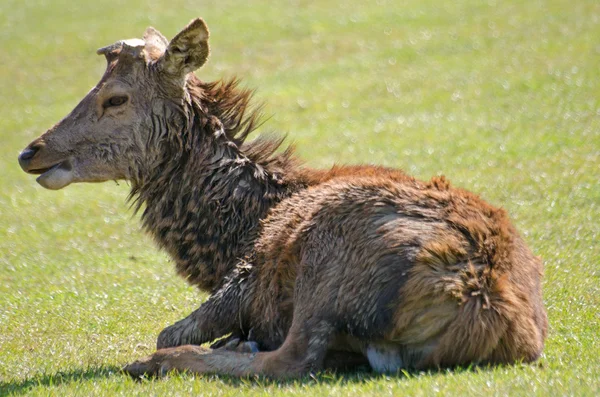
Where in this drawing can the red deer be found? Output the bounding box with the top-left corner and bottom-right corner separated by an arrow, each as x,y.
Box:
18,18 -> 547,378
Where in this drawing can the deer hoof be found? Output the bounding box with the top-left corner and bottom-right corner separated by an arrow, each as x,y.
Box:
222,338 -> 260,353
123,354 -> 162,378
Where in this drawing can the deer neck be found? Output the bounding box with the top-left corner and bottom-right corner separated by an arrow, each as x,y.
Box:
133,128 -> 297,291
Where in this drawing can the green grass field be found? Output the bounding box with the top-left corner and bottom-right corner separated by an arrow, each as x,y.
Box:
1,0 -> 599,395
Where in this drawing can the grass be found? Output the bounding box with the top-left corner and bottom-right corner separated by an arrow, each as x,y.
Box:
0,0 -> 598,395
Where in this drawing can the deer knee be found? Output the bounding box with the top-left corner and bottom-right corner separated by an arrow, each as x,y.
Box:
157,316 -> 204,349
260,320 -> 333,377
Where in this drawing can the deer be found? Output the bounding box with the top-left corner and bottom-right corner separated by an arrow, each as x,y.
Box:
18,18 -> 547,378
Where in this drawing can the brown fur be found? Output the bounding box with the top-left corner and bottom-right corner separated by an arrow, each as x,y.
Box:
19,18 -> 547,378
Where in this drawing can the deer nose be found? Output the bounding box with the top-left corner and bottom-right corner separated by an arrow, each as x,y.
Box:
18,143 -> 42,171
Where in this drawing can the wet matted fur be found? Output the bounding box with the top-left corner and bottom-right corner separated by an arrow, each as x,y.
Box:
19,18 -> 547,378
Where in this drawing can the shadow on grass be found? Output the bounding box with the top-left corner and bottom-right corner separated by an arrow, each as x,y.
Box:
0,365 -> 122,396
0,362 -> 516,394
0,365 -> 411,394
0,365 -> 382,394
145,362 -> 524,387
131,365 -> 480,387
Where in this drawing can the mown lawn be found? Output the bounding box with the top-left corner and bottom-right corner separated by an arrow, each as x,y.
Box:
1,0 -> 598,395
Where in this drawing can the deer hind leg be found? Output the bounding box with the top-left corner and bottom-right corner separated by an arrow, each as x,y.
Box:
124,315 -> 335,378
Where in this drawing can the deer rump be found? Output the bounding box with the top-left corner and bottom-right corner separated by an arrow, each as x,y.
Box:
18,18 -> 547,378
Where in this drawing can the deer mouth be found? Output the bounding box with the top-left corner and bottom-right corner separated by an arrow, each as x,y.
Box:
25,159 -> 71,175
26,164 -> 62,175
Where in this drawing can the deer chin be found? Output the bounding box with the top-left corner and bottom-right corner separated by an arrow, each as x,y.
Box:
36,159 -> 74,190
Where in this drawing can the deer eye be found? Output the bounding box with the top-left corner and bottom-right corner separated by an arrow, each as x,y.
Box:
104,95 -> 128,108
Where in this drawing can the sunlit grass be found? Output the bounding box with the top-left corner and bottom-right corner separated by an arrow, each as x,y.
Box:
1,0 -> 598,395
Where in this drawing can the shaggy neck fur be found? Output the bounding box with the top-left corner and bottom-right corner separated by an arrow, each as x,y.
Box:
130,76 -> 306,292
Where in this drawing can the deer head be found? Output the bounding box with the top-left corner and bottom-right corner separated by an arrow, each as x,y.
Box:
18,18 -> 210,189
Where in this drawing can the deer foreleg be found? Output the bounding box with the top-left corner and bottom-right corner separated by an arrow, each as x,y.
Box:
157,269 -> 249,349
127,316 -> 335,378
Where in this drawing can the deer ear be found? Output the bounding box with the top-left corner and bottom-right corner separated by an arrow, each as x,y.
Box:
143,27 -> 168,59
158,18 -> 210,77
